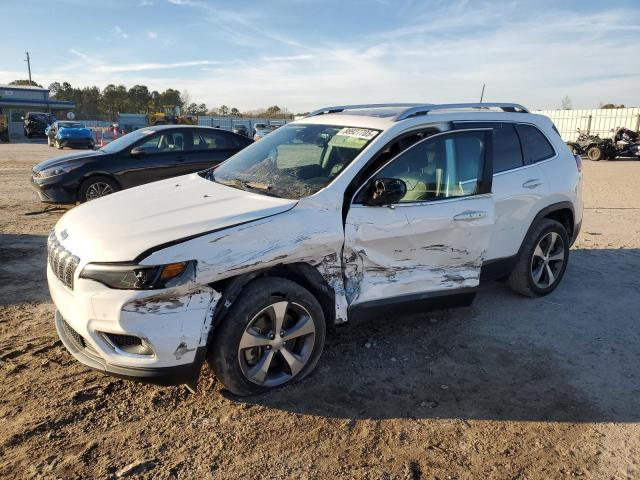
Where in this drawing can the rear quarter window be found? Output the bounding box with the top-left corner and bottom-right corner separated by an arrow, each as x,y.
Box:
515,124 -> 555,164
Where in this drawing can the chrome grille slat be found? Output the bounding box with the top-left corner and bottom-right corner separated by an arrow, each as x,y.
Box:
47,231 -> 80,290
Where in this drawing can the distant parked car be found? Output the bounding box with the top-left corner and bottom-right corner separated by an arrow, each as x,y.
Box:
46,121 -> 95,150
252,122 -> 267,136
253,124 -> 279,141
24,112 -> 56,137
232,124 -> 250,137
31,125 -> 253,204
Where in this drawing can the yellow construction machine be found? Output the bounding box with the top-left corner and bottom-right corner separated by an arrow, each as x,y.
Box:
148,106 -> 197,126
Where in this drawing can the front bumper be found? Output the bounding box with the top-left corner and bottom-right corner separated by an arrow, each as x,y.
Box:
31,175 -> 76,204
48,262 -> 219,386
58,137 -> 94,148
55,311 -> 205,385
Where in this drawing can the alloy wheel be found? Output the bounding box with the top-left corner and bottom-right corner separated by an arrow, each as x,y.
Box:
530,231 -> 565,289
238,301 -> 316,387
85,182 -> 114,200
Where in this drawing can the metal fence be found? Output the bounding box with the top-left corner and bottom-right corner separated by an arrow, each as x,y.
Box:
534,108 -> 640,142
197,116 -> 289,131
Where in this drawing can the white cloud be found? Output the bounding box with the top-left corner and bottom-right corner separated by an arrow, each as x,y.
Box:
139,0 -> 153,5
93,60 -> 224,73
147,31 -> 158,40
114,26 -> 128,39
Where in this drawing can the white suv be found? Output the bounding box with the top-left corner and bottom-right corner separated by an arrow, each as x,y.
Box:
48,103 -> 583,395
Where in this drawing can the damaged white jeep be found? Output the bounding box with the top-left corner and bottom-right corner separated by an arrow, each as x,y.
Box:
48,103 -> 583,395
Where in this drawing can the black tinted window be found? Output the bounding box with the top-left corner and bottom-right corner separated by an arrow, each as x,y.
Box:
192,131 -> 235,150
454,122 -> 523,173
515,124 -> 555,163
493,124 -> 524,173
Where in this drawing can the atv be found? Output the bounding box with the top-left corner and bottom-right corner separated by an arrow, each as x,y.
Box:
566,129 -> 616,161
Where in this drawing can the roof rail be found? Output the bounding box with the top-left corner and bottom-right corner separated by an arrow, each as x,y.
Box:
394,103 -> 529,121
306,103 -> 426,118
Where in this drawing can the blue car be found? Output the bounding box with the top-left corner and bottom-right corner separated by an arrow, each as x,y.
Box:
46,121 -> 95,150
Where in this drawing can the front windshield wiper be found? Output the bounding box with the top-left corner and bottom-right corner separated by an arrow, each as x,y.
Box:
215,177 -> 280,197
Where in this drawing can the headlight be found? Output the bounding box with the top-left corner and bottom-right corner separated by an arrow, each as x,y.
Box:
79,260 -> 196,290
38,164 -> 76,178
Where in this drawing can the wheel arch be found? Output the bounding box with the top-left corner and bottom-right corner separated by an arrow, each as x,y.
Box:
518,202 -> 575,259
77,172 -> 122,201
207,262 -> 336,342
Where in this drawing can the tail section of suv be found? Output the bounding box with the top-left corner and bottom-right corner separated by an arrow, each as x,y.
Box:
47,103 -> 583,395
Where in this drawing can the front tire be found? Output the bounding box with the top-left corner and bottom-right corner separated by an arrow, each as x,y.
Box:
508,219 -> 569,298
55,139 -> 63,149
78,176 -> 119,202
209,277 -> 326,396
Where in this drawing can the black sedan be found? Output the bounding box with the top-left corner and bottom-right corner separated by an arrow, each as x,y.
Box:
31,125 -> 252,203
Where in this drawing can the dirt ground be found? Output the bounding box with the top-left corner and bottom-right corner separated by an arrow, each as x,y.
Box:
1,140 -> 639,479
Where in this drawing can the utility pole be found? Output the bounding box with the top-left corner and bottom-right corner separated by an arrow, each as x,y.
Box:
479,83 -> 485,103
25,51 -> 32,85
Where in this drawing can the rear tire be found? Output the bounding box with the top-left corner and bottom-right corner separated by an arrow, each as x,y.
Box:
508,219 -> 569,298
208,277 -> 326,396
587,146 -> 603,161
78,176 -> 119,202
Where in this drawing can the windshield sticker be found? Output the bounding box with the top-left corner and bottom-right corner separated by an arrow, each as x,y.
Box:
335,127 -> 379,141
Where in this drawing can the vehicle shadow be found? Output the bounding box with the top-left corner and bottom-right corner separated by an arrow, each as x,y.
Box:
241,247 -> 640,423
7,137 -> 47,145
0,233 -> 50,305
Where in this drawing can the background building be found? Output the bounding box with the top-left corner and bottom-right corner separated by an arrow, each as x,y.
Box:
0,84 -> 75,138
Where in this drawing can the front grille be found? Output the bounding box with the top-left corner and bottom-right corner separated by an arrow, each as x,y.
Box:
48,230 -> 80,289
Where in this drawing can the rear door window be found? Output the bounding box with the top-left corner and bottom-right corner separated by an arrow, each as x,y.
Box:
138,131 -> 187,154
515,124 -> 555,164
454,122 -> 523,173
192,131 -> 235,150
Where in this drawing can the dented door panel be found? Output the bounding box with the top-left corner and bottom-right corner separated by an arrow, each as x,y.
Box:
344,195 -> 495,306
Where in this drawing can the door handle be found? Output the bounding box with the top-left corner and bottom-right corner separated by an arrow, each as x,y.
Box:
453,210 -> 487,221
522,178 -> 543,189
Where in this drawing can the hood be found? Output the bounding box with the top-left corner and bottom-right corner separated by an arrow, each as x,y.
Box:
34,150 -> 104,171
55,173 -> 297,262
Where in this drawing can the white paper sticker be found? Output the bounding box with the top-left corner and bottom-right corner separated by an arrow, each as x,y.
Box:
336,127 -> 379,141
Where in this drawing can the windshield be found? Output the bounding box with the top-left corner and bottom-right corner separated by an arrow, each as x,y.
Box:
59,122 -> 84,129
207,123 -> 379,199
99,128 -> 157,153
30,113 -> 54,122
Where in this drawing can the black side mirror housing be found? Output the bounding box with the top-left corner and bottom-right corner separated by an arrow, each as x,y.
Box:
130,146 -> 145,156
365,178 -> 407,206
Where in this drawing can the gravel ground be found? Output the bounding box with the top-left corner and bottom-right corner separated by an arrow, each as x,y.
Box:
0,141 -> 639,479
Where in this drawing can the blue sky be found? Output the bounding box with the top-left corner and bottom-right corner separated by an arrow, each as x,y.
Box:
1,0 -> 639,112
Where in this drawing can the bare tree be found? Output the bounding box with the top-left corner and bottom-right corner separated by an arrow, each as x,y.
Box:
561,96 -> 572,110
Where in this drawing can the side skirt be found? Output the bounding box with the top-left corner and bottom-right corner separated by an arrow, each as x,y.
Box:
347,287 -> 477,322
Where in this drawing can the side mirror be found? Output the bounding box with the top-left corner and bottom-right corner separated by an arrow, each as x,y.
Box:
130,146 -> 145,156
365,178 -> 407,206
